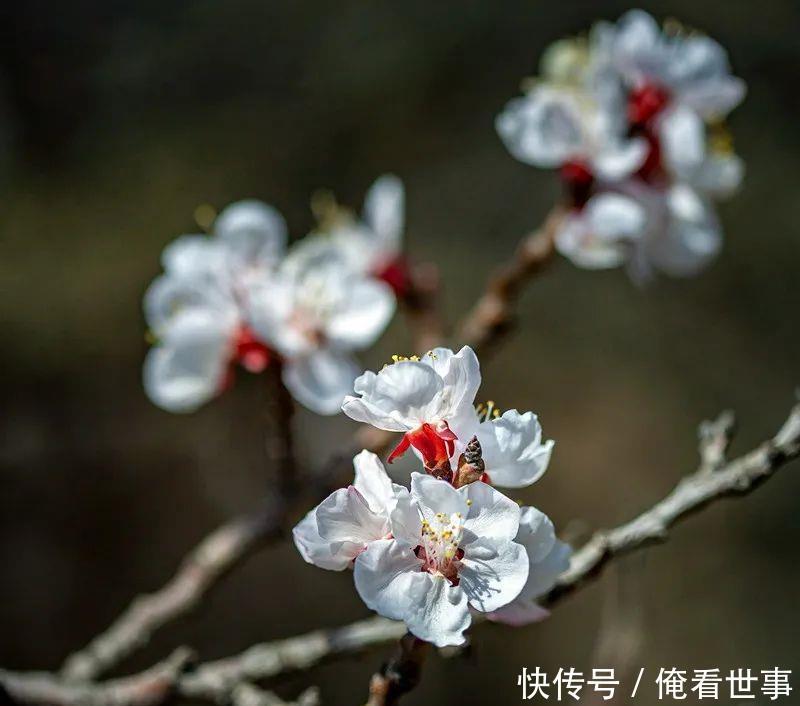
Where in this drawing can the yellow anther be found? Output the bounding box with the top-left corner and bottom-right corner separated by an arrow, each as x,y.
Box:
466,499 -> 473,507
193,203 -> 217,232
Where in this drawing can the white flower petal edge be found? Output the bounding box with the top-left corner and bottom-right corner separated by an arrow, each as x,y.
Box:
213,199 -> 288,270
143,308 -> 237,413
363,174 -> 405,256
292,452 -> 406,570
487,506 -> 572,626
477,410 -> 554,488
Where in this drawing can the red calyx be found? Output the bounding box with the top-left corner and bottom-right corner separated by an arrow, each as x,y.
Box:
234,326 -> 271,373
560,160 -> 595,208
388,422 -> 457,481
374,256 -> 412,298
628,83 -> 670,127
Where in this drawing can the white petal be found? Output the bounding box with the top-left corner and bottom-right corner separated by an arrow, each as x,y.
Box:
352,450 -> 395,512
161,235 -> 229,278
516,506 -> 556,564
691,152 -> 744,199
477,410 -> 553,489
555,213 -> 628,270
496,87 -> 584,168
411,472 -> 469,522
143,309 -> 235,413
522,538 -> 572,601
611,9 -> 666,82
461,481 -> 521,541
646,184 -> 721,277
659,105 -> 706,179
143,273 -> 234,334
353,539 -> 427,622
214,199 -> 288,267
283,351 -> 360,415
592,137 -> 648,181
668,36 -> 746,119
341,373 -> 411,431
388,489 -> 423,547
587,193 -> 647,241
345,362 -> 443,429
324,278 -> 396,350
292,510 -> 357,571
422,346 -> 482,424
363,174 -> 404,252
404,574 -> 471,647
316,486 -> 389,544
460,536 -> 529,612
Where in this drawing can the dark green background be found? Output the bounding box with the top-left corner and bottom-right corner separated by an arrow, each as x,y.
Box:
1,1 -> 798,703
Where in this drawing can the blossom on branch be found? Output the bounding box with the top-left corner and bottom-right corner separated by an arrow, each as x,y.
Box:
497,9 -> 746,281
143,200 -> 286,412
342,346 -> 553,489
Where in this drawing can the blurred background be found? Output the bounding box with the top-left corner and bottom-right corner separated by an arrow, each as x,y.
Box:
1,0 -> 798,703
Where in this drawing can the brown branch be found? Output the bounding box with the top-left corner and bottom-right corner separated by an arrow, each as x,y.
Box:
264,363 -> 298,500
2,649 -> 193,706
365,634 -> 429,706
4,400 -> 798,706
457,206 -> 565,355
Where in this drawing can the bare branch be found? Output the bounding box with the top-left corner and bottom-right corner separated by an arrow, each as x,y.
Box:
544,400 -> 800,606
4,400 -> 799,706
457,206 -> 566,356
178,617 -> 406,703
1,649 -> 193,706
697,410 -> 736,472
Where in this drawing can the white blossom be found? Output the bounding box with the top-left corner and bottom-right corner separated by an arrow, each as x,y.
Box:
248,237 -> 395,415
475,409 -> 554,489
353,472 -> 529,647
342,346 -> 481,466
497,9 -> 745,282
143,200 -> 286,412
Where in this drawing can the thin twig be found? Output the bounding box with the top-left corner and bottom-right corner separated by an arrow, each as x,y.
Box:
2,649 -> 193,706
457,206 -> 566,356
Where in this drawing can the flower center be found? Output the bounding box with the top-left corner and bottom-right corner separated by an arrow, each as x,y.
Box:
374,256 -> 411,298
233,326 -> 271,373
627,83 -> 671,126
560,160 -> 594,208
416,511 -> 465,584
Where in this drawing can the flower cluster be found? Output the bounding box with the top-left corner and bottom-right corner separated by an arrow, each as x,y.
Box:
497,9 -> 746,281
294,347 -> 571,646
143,176 -> 405,415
